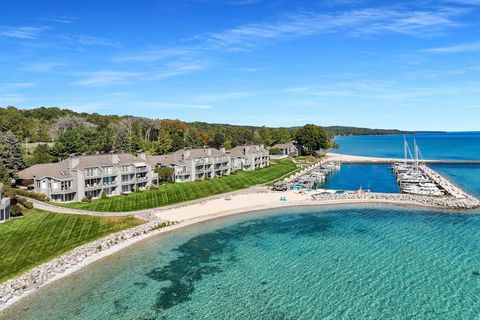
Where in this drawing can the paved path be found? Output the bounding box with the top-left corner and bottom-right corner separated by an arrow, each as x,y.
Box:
27,186 -> 271,218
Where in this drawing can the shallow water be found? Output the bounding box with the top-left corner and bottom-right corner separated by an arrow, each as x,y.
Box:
4,134 -> 480,319
5,205 -> 480,320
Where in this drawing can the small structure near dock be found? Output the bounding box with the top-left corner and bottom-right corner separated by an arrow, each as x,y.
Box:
283,162 -> 340,191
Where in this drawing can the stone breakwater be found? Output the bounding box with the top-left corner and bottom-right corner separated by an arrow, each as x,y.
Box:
0,219 -> 175,309
312,192 -> 480,210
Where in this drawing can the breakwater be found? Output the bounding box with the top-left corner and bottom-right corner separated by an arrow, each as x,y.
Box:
312,192 -> 480,209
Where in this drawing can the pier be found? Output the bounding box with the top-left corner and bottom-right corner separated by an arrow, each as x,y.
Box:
326,153 -> 480,165
323,152 -> 480,209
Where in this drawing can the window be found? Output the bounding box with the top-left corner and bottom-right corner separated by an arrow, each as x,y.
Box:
85,168 -> 97,177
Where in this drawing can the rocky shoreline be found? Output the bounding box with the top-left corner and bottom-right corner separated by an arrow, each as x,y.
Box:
0,219 -> 175,311
312,192 -> 480,210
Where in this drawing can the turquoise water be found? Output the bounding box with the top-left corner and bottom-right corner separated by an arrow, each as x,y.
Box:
4,134 -> 480,319
5,205 -> 480,320
321,164 -> 400,193
335,132 -> 480,160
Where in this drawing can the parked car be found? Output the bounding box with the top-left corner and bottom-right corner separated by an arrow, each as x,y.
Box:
272,182 -> 287,191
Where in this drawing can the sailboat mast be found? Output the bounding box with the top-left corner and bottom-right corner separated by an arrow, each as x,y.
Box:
403,136 -> 407,165
414,139 -> 419,173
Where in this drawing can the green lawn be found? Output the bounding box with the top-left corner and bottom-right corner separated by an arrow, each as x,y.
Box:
0,210 -> 143,282
62,159 -> 297,212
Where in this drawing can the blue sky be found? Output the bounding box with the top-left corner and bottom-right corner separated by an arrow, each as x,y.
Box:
1,0 -> 479,131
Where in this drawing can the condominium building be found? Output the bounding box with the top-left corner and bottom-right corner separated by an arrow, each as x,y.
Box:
148,147 -> 231,183
0,183 -> 11,222
17,152 -> 156,203
16,145 -> 269,203
229,145 -> 270,171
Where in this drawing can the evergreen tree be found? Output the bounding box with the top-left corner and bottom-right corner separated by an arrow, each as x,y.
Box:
50,128 -> 88,160
1,131 -> 25,178
185,128 -> 204,148
29,143 -> 53,165
0,161 -> 10,184
154,129 -> 173,155
114,131 -> 131,153
171,133 -> 185,151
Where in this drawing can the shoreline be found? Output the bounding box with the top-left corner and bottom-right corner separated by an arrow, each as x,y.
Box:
1,189 -> 477,313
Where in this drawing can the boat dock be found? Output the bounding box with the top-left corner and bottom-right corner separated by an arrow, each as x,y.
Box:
325,150 -> 479,208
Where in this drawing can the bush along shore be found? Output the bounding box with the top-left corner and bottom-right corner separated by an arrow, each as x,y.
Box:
0,219 -> 175,310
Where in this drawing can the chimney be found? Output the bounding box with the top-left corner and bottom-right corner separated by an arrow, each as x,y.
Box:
245,145 -> 250,154
109,153 -> 119,164
183,148 -> 191,160
69,155 -> 80,169
138,151 -> 146,160
260,144 -> 264,150
220,147 -> 226,153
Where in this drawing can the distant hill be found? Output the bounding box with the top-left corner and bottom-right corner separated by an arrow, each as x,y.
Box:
322,126 -> 414,136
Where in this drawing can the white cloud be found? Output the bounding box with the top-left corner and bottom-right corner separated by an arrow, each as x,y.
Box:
72,71 -> 143,86
72,60 -> 209,86
140,101 -> 213,109
423,41 -> 480,53
197,7 -> 463,50
36,16 -> 76,24
0,26 -> 48,39
113,48 -> 193,62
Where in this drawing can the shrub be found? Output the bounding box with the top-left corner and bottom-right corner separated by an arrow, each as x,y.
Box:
4,188 -> 46,202
82,197 -> 92,203
9,205 -> 24,217
101,191 -> 108,199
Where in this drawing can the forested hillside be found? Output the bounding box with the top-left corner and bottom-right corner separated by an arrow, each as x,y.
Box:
0,106 -> 402,182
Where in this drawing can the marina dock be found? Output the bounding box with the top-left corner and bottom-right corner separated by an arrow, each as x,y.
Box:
318,152 -> 480,209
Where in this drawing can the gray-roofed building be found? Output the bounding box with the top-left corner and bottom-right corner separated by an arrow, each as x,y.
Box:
16,146 -> 269,203
272,142 -> 300,157
147,147 -> 231,183
0,183 -> 11,222
17,152 -> 156,202
229,145 -> 269,171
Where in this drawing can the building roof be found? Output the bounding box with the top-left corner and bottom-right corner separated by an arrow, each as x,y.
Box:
17,153 -> 150,181
229,145 -> 268,158
148,148 -> 227,167
272,142 -> 297,149
17,160 -> 71,180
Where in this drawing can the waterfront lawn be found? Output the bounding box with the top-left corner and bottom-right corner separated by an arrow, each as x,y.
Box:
63,159 -> 297,212
0,210 -> 143,282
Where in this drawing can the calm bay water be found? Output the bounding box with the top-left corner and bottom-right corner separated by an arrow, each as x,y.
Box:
335,132 -> 480,160
321,164 -> 400,193
4,133 -> 480,319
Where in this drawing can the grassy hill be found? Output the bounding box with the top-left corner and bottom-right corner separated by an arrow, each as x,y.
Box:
0,210 -> 143,282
